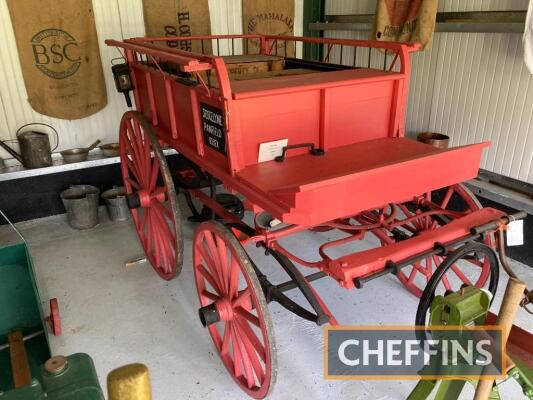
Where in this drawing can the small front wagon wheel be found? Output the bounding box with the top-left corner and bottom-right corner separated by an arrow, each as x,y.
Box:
193,221 -> 277,399
415,242 -> 499,328
119,111 -> 183,280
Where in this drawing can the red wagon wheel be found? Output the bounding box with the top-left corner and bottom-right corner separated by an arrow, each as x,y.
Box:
394,184 -> 493,297
119,111 -> 183,280
193,221 -> 276,399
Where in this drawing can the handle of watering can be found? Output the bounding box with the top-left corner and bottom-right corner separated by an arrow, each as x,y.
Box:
16,123 -> 60,152
0,209 -> 26,244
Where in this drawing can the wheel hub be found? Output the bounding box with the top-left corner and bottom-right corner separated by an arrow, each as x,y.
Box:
126,188 -> 166,209
199,298 -> 234,327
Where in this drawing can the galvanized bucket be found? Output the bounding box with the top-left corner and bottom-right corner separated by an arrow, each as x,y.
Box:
60,185 -> 100,230
102,187 -> 130,222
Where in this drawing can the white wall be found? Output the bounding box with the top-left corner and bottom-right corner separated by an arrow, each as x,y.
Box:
325,0 -> 533,183
0,0 -> 303,159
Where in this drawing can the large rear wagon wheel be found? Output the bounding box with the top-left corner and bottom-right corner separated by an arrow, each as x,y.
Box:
193,221 -> 276,399
119,111 -> 183,280
395,184 -> 493,297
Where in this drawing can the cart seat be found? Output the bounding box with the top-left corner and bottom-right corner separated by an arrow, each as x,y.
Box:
236,137 -> 489,225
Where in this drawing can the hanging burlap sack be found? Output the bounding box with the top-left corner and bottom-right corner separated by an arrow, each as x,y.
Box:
242,0 -> 295,56
372,0 -> 438,50
143,0 -> 212,54
7,0 -> 107,120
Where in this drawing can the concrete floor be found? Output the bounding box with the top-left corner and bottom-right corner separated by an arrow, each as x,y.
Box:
1,205 -> 532,400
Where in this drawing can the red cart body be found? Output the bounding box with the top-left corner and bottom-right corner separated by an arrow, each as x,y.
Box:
106,35 -> 519,398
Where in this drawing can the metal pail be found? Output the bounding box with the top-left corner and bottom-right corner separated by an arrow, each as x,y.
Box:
60,185 -> 100,229
102,187 -> 130,222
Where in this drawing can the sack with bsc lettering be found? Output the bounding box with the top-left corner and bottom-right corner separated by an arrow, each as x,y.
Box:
143,0 -> 212,54
7,0 -> 107,120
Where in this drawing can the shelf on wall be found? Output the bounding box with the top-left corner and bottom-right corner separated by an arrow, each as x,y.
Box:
0,149 -> 178,182
310,11 -> 526,33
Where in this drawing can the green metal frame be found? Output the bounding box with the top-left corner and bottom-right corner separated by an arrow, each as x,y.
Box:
408,287 -> 533,400
2,354 -> 105,400
303,0 -> 325,60
0,242 -> 50,392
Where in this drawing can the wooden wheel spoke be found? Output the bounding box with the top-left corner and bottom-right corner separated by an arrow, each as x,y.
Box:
235,315 -> 266,363
126,120 -> 147,182
228,258 -> 240,300
143,130 -> 152,173
464,256 -> 484,268
139,209 -> 149,234
152,199 -> 174,221
407,266 -> 418,284
125,176 -> 140,190
151,203 -> 177,245
451,264 -> 473,286
231,324 -> 256,389
124,157 -> 143,185
221,322 -> 231,355
441,274 -> 452,291
149,155 -> 160,193
215,236 -> 229,294
203,236 -> 227,295
198,241 -> 224,294
231,324 -> 244,378
201,290 -> 220,302
234,318 -> 265,384
235,307 -> 260,327
425,257 -> 433,275
144,209 -> 153,253
152,218 -> 165,268
196,262 -> 222,294
130,119 -> 147,172
204,233 -> 225,287
233,288 -> 252,309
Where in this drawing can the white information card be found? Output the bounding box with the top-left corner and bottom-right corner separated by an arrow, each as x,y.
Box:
258,139 -> 288,163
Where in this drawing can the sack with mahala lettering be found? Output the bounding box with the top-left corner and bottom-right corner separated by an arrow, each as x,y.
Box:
143,0 -> 212,54
6,0 -> 107,120
372,0 -> 438,50
242,0 -> 296,56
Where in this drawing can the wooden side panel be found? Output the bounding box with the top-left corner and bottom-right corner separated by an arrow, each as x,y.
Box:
326,80 -> 395,147
235,91 -> 321,167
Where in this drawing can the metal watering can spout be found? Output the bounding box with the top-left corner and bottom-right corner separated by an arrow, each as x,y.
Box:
0,123 -> 59,169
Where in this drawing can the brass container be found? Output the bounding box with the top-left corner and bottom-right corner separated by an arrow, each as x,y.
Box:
417,132 -> 450,149
108,363 -> 151,400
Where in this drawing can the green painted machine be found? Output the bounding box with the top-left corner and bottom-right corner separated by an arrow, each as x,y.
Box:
408,286 -> 533,400
1,354 -> 104,400
0,211 -> 104,399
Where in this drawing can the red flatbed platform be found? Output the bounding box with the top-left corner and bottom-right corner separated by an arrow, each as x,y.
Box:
237,138 -> 488,225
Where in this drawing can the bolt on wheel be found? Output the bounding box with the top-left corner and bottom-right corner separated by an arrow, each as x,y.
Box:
193,221 -> 276,399
119,111 -> 183,280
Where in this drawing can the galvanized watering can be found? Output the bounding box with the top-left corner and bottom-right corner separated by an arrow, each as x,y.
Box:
0,123 -> 58,169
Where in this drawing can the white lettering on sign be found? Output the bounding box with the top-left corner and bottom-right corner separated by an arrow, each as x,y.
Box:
203,122 -> 222,138
202,108 -> 223,126
201,103 -> 226,154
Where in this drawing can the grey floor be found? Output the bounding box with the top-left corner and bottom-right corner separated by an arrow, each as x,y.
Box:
1,206 -> 532,400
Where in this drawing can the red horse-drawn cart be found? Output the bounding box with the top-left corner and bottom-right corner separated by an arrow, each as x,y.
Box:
106,35 -> 523,398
